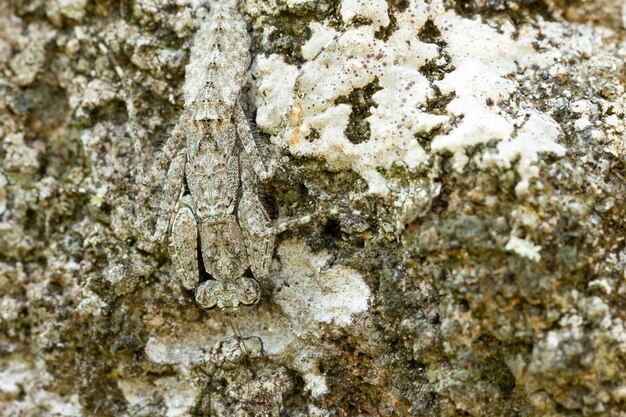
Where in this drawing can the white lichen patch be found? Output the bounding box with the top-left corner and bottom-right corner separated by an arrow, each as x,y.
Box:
3,133 -> 40,175
0,296 -> 23,322
75,289 -> 108,317
232,238 -> 372,397
253,54 -> 299,137
505,236 -> 542,262
253,0 -> 444,195
133,320 -> 229,416
227,307 -> 333,397
270,238 -> 371,332
430,11 -> 565,188
0,355 -> 84,416
154,377 -> 198,417
482,110 -> 566,196
252,0 -> 567,198
118,378 -> 163,415
423,13 -> 572,195
302,371 -> 329,398
144,320 -> 223,372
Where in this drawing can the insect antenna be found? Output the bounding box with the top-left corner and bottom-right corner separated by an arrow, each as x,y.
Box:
224,310 -> 256,405
97,41 -> 147,179
225,310 -> 256,379
292,14 -> 363,99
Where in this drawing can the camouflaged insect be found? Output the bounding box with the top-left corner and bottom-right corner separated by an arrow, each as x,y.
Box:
138,4 -> 311,311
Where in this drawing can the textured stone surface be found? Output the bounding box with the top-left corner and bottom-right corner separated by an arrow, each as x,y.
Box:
0,0 -> 625,416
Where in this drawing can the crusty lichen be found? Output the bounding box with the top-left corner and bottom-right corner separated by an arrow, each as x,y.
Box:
1,0 -> 625,416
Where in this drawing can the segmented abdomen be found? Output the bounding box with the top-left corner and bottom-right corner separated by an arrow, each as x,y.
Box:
184,5 -> 250,121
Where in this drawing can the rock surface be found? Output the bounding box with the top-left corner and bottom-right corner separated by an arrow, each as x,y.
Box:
0,0 -> 625,416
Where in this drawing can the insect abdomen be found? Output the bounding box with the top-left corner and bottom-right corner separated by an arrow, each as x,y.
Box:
184,5 -> 251,121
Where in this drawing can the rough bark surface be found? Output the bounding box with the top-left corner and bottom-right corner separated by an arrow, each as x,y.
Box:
1,0 -> 625,416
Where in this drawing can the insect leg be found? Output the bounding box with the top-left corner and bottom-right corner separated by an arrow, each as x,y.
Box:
237,150 -> 275,280
139,119 -> 187,188
234,103 -> 276,182
253,213 -> 315,239
170,195 -> 199,291
137,151 -> 186,248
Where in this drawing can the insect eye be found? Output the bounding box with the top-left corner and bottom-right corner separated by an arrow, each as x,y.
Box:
237,277 -> 260,305
196,280 -> 221,309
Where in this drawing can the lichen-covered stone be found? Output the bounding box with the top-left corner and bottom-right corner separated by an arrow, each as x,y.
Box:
0,0 -> 624,416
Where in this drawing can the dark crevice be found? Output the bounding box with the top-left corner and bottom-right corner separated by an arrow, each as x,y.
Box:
322,218 -> 342,239
375,0 -> 411,40
418,21 -> 453,83
425,89 -> 455,115
264,3 -> 340,65
334,78 -> 382,144
197,228 -> 212,286
418,19 -> 446,48
93,98 -> 130,126
453,0 -> 556,21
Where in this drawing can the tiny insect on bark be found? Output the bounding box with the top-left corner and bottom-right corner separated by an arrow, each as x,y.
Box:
135,3 -> 315,315
130,2 -> 360,336
101,0 -> 365,409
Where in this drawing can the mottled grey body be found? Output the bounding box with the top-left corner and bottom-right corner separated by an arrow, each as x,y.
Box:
142,5 -> 282,310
